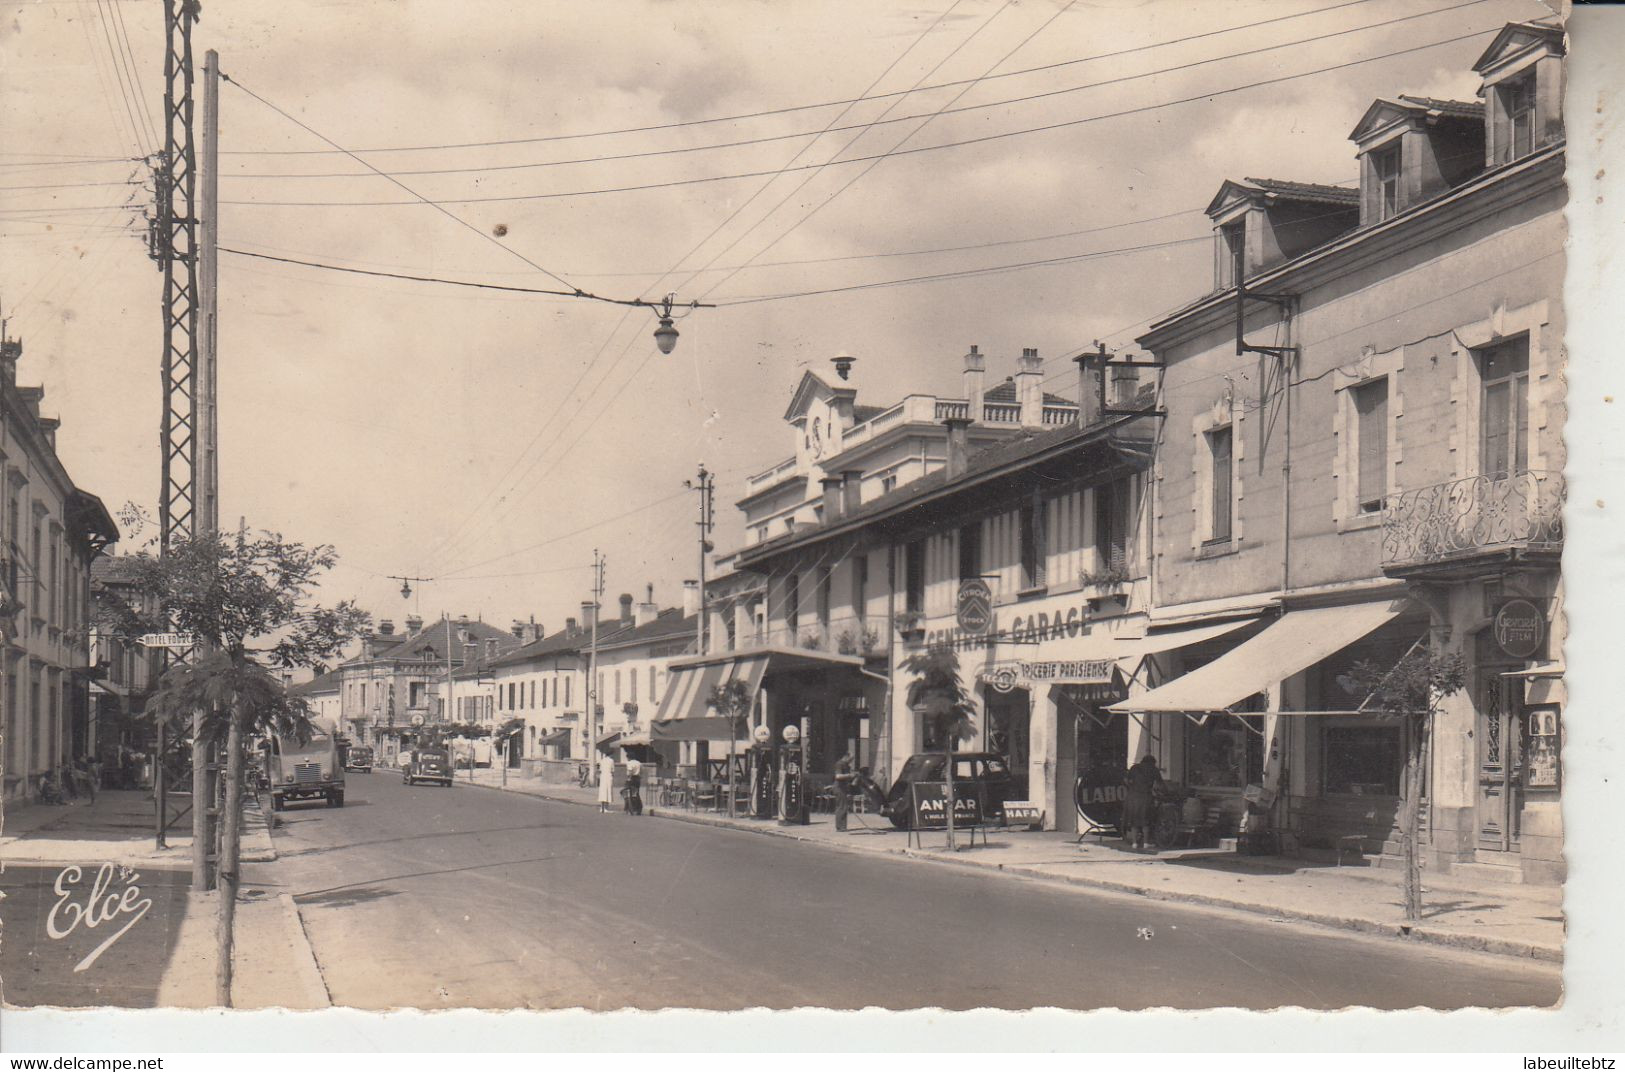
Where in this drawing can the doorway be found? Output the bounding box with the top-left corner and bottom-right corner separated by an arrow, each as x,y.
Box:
1474,665 -> 1526,853
1057,687 -> 1128,835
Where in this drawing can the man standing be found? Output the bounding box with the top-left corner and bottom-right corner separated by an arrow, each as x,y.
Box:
1122,755 -> 1165,851
832,750 -> 855,832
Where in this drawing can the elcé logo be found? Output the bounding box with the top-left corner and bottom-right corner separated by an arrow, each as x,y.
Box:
46,862 -> 154,972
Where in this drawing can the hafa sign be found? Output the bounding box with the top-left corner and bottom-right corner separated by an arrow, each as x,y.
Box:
956,578 -> 993,635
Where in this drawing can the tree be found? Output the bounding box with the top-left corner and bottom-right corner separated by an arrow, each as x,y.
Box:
103,529 -> 369,1006
710,678 -> 752,815
901,646 -> 977,851
1341,647 -> 1466,922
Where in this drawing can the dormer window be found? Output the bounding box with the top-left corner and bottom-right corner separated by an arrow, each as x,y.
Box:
1474,20 -> 1564,166
1503,74 -> 1535,159
1216,219 -> 1245,289
1372,143 -> 1401,222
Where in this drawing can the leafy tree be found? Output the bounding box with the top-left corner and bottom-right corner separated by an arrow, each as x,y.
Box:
710,678 -> 753,813
103,529 -> 368,1006
901,646 -> 978,850
1341,647 -> 1466,922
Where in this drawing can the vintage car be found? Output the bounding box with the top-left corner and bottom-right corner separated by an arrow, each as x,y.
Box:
266,731 -> 345,810
879,752 -> 1022,829
343,745 -> 374,773
403,746 -> 453,787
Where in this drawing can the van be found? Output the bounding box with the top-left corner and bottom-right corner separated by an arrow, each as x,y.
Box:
267,731 -> 345,810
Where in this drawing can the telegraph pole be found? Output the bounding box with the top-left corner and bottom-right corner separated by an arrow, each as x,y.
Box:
684,465 -> 715,654
585,550 -> 605,786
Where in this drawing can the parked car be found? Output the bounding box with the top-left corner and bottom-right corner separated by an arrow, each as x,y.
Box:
344,745 -> 374,773
403,746 -> 453,787
879,752 -> 1022,829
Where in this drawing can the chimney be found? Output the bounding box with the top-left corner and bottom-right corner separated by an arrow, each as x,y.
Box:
36,416 -> 59,450
1111,364 -> 1140,408
405,614 -> 424,635
378,619 -> 396,636
1074,348 -> 1104,427
841,470 -> 863,514
1016,347 -> 1044,426
943,417 -> 971,479
580,600 -> 597,631
682,580 -> 700,618
511,619 -> 527,640
523,616 -> 542,644
619,593 -> 634,623
963,345 -> 985,422
566,616 -> 578,634
821,476 -> 844,522
635,584 -> 658,627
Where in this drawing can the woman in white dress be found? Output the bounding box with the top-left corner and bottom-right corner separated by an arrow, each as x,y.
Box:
597,753 -> 616,812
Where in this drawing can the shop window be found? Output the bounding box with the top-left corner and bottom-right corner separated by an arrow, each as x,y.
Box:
1206,426 -> 1234,544
1353,378 -> 1390,514
904,539 -> 925,613
1182,713 -> 1263,789
1478,335 -> 1529,480
1322,724 -> 1402,796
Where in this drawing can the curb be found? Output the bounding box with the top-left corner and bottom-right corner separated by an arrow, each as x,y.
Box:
467,777 -> 1562,964
280,894 -> 333,1009
240,796 -> 277,863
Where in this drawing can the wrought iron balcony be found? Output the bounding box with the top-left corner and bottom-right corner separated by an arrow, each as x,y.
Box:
1381,470 -> 1564,574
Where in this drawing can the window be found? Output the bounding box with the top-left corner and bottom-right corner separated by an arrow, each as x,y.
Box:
648,665 -> 656,702
1094,480 -> 1129,572
1479,336 -> 1529,479
1216,219 -> 1245,289
904,540 -> 925,613
409,682 -> 425,708
565,677 -> 571,707
958,522 -> 981,581
1322,724 -> 1402,796
1207,426 -> 1234,543
785,573 -> 799,634
1503,74 -> 1535,160
1019,499 -> 1046,589
1372,143 -> 1401,222
817,567 -> 831,628
852,554 -> 869,622
881,474 -> 898,495
1183,713 -> 1264,789
630,668 -> 638,704
1353,378 -> 1389,514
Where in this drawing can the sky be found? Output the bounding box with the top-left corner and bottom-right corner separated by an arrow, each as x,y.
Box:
0,0 -> 1557,635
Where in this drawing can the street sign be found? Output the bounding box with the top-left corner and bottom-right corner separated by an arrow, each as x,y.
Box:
138,632 -> 196,649
956,578 -> 993,635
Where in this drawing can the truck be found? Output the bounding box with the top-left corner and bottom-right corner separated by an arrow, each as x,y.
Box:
265,729 -> 345,810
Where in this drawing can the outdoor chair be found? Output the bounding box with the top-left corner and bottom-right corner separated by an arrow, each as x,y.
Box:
691,781 -> 718,810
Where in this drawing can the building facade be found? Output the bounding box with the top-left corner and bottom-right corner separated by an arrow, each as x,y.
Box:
0,337 -> 118,802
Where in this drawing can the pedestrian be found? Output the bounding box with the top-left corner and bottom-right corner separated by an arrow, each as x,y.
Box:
625,758 -> 643,816
597,752 -> 616,813
832,750 -> 855,831
1122,755 -> 1165,851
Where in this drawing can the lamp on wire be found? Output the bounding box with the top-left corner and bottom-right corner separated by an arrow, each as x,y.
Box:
651,292 -> 681,355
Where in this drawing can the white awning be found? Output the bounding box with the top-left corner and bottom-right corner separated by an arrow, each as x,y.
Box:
1115,617 -> 1260,658
1109,599 -> 1411,714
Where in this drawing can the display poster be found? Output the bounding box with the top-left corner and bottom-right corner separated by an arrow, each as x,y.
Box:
1526,707 -> 1560,789
908,780 -> 985,830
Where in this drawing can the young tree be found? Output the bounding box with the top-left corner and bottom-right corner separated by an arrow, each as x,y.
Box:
105,530 -> 368,1006
901,646 -> 977,850
710,678 -> 752,815
1341,647 -> 1466,922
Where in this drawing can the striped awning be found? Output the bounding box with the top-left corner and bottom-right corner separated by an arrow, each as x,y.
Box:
652,653 -> 769,723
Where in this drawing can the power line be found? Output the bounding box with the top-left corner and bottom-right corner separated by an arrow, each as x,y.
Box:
217,0 -> 1481,186
216,24 -> 1502,209
103,0 -> 162,151
216,0 -> 1383,158
437,491 -> 691,580
219,72 -> 707,315
89,0 -> 156,154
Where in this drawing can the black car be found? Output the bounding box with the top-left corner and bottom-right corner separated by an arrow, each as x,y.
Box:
344,745 -> 374,773
879,752 -> 1023,829
403,746 -> 453,787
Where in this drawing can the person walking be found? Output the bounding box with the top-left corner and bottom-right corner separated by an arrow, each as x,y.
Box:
624,758 -> 643,816
832,750 -> 855,832
1122,755 -> 1165,851
597,753 -> 616,813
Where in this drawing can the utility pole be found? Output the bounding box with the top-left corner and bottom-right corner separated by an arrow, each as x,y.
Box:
684,465 -> 715,654
585,550 -> 605,786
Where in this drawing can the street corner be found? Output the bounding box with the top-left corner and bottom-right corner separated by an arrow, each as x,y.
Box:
0,859 -> 192,1009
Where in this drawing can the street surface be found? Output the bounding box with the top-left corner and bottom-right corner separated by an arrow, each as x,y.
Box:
264,772 -> 1562,1011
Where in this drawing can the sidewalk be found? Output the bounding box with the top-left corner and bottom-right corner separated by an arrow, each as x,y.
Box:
455,766 -> 1565,963
1,788 -> 319,1009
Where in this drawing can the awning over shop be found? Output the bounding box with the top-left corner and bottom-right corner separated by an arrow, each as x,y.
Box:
1115,616 -> 1260,658
648,717 -> 740,742
1109,599 -> 1410,714
616,731 -> 653,748
653,653 -> 770,723
594,732 -> 623,752
536,729 -> 570,747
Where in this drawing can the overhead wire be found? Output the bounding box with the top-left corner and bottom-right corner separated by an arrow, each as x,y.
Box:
215,0 -> 1485,186
88,0 -> 156,156
101,0 -> 162,151
215,23 -> 1504,209
216,0 -> 1383,158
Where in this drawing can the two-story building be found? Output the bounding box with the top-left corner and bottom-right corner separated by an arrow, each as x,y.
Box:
1,336 -> 118,801
1116,19 -> 1566,884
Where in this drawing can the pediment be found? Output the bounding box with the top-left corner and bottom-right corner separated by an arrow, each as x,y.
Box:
782,371 -> 835,423
1203,179 -> 1260,221
1472,21 -> 1564,75
1348,98 -> 1418,144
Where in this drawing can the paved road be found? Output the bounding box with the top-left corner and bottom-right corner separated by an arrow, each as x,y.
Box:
261,772 -> 1561,1011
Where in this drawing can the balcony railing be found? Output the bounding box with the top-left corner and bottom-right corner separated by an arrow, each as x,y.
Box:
1381,470 -> 1564,569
